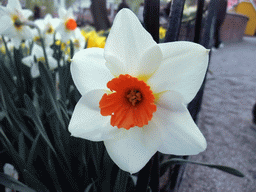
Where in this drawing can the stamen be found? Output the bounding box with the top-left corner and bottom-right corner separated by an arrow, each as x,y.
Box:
127,90 -> 142,106
46,25 -> 54,34
12,15 -> 22,30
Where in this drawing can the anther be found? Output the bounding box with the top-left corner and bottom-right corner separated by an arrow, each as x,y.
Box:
127,90 -> 142,106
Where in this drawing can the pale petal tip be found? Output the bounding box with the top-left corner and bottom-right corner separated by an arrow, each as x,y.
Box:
198,136 -> 207,153
206,49 -> 211,53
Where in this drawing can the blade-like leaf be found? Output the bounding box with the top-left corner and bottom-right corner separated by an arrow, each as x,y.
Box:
0,127 -> 50,191
18,132 -> 26,161
27,133 -> 41,167
113,169 -> 129,192
84,179 -> 97,192
0,63 -> 17,94
13,48 -> 25,106
46,147 -> 62,192
24,94 -> 56,154
0,172 -> 36,192
160,158 -> 244,177
38,61 -> 65,129
0,111 -> 6,121
0,83 -> 34,141
38,61 -> 55,97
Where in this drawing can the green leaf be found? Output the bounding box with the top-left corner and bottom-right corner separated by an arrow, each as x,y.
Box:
27,133 -> 41,167
0,111 -> 6,121
22,169 -> 50,192
38,61 -> 65,129
18,132 -> 26,161
0,127 -> 50,191
38,61 -> 55,97
13,48 -> 25,106
0,83 -> 34,141
160,158 -> 245,177
84,179 -> 97,192
0,172 -> 36,192
46,147 -> 62,192
0,63 -> 17,94
113,169 -> 129,192
58,100 -> 70,124
24,94 -> 56,155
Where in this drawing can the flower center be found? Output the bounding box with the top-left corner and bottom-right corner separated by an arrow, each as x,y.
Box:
37,57 -> 45,63
99,74 -> 157,130
74,39 -> 80,48
12,15 -> 22,30
46,25 -> 54,34
65,18 -> 77,31
127,90 -> 142,106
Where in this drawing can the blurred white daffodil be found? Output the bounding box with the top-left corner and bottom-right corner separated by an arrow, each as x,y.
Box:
56,7 -> 77,43
69,9 -> 209,174
0,0 -> 33,49
22,44 -> 57,78
4,163 -> 19,192
72,28 -> 86,52
34,14 -> 61,47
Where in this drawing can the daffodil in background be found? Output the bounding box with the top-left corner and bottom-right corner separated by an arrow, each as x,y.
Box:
69,8 -> 209,174
0,0 -> 33,49
3,163 -> 19,192
56,7 -> 77,43
34,14 -> 61,47
22,44 -> 57,78
72,28 -> 86,52
81,30 -> 106,48
159,26 -> 167,40
0,36 -> 14,54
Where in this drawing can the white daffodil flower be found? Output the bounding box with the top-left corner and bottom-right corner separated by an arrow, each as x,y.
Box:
69,9 -> 209,174
34,14 -> 61,47
72,28 -> 86,52
56,7 -> 77,43
0,0 -> 33,49
3,163 -> 19,192
22,44 -> 57,78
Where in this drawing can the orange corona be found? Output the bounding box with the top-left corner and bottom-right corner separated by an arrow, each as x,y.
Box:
99,74 -> 156,130
65,18 -> 77,31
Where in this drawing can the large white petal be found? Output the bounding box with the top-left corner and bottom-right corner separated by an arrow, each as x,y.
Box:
12,38 -> 21,49
44,13 -> 52,22
0,6 -> 8,15
50,18 -> 61,29
34,19 -> 45,31
32,44 -> 44,58
104,8 -> 157,77
137,45 -> 162,80
21,9 -> 33,20
22,56 -> 33,67
148,41 -> 209,104
104,127 -> 158,174
31,63 -> 40,78
67,7 -> 75,18
0,15 -> 12,34
48,57 -> 58,70
71,48 -> 114,95
19,26 -> 33,40
7,0 -> 22,10
69,89 -> 120,141
153,105 -> 207,155
155,90 -> 185,111
58,7 -> 67,19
